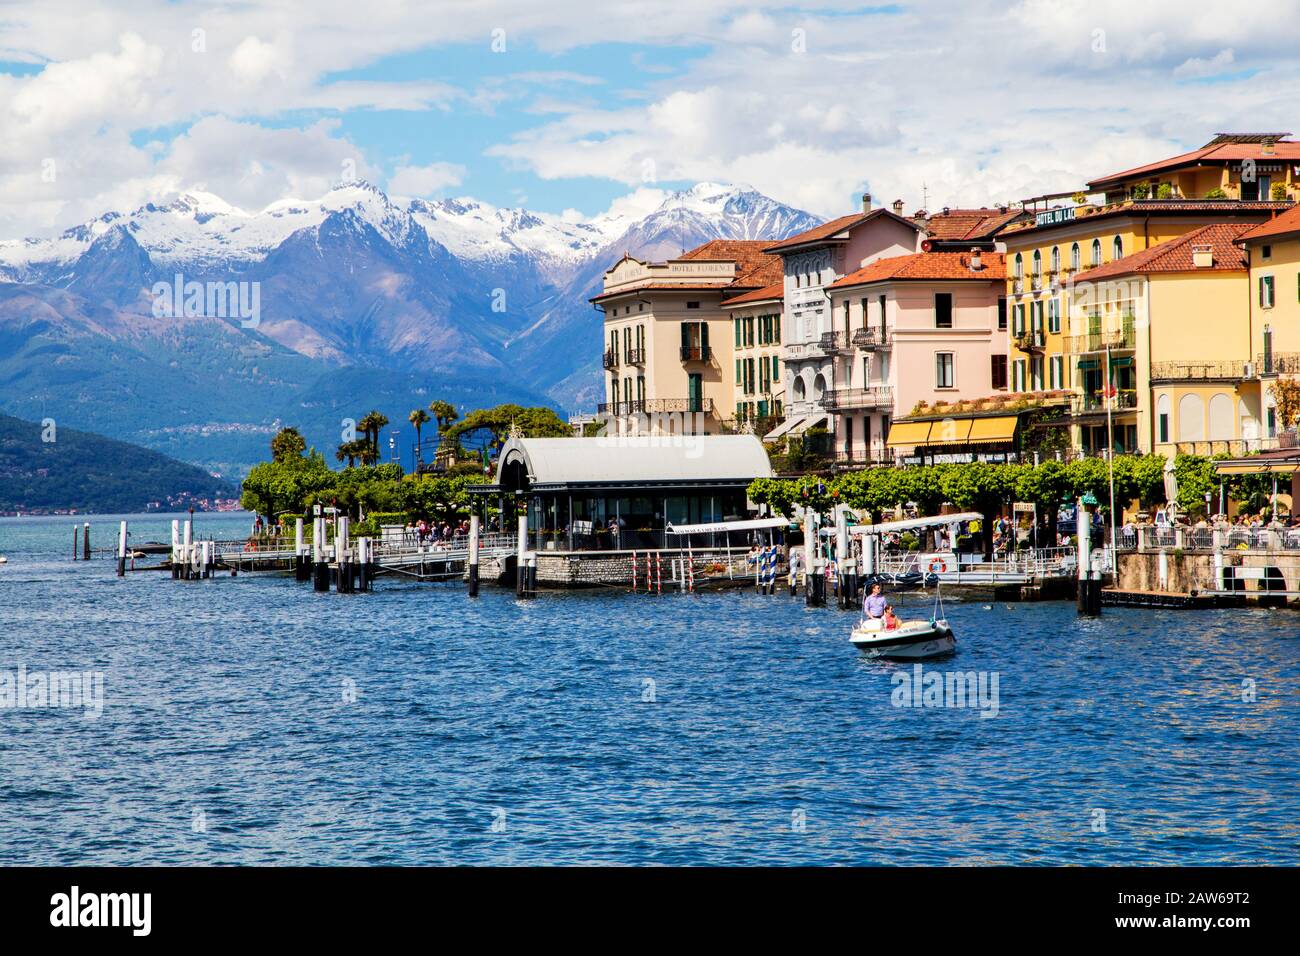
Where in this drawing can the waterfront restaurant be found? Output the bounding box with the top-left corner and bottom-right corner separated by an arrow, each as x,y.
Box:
469,434 -> 775,552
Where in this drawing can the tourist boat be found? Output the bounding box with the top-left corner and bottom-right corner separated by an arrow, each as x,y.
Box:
851,587 -> 955,659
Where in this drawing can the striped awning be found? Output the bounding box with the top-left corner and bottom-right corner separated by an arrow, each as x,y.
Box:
886,420 -> 933,446
887,415 -> 1019,449
965,415 -> 1019,442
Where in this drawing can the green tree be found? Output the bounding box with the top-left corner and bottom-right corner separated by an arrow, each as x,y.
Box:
428,399 -> 460,433
270,426 -> 306,463
444,403 -> 572,446
408,408 -> 430,459
941,462 -> 1018,558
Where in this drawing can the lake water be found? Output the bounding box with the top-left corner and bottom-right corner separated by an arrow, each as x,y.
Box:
1,513 -> 1297,865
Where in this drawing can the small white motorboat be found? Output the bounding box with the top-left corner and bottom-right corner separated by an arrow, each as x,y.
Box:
851,587 -> 955,659
851,617 -> 955,659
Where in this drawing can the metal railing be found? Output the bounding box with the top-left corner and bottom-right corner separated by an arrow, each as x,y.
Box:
602,349 -> 618,370
599,398 -> 714,415
1171,439 -> 1275,456
1014,330 -> 1045,351
1257,351 -> 1300,376
1072,389 -> 1137,414
1065,324 -> 1136,353
680,345 -> 712,362
1151,359 -> 1253,383
852,327 -> 890,349
821,386 -> 893,411
819,330 -> 850,354
626,347 -> 646,365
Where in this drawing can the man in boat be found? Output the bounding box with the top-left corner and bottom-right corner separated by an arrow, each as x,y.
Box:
863,582 -> 887,621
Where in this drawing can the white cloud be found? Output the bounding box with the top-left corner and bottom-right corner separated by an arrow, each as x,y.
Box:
388,162 -> 467,197
1173,49 -> 1235,79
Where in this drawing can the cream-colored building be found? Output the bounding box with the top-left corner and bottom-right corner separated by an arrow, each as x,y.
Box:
592,240 -> 781,435
719,282 -> 785,429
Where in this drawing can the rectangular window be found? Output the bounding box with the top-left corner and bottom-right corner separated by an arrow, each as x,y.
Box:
1030,355 -> 1043,390
734,318 -> 742,347
745,317 -> 755,346
860,298 -> 869,328
1049,355 -> 1063,389
935,352 -> 955,389
1261,275 -> 1275,308
935,292 -> 953,328
773,314 -> 781,341
1013,359 -> 1026,392
991,354 -> 1008,390
997,297 -> 1007,331
1047,297 -> 1060,334
1031,299 -> 1044,332
686,301 -> 700,309
1158,413 -> 1169,444
1013,303 -> 1026,335
636,376 -> 645,402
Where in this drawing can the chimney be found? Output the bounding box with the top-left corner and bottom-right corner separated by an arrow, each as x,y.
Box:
969,247 -> 982,271
861,192 -> 873,212
1191,243 -> 1214,268
892,198 -> 905,215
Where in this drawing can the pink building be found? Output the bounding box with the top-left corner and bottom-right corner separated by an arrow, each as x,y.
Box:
823,249 -> 1008,463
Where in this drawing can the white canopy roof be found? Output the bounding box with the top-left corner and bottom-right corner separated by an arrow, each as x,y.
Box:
666,517 -> 791,535
848,512 -> 983,536
493,434 -> 774,487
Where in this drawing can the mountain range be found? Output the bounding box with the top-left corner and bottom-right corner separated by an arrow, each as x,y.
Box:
0,181 -> 820,476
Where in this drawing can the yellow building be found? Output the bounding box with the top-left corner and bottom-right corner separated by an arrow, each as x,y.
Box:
1087,132 -> 1300,204
1236,204 -> 1300,444
719,282 -> 785,429
1001,183 -> 1287,453
591,240 -> 782,435
1065,224 -> 1258,457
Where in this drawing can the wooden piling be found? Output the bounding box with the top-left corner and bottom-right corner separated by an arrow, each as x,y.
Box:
467,515 -> 480,597
83,522 -> 91,561
116,520 -> 128,576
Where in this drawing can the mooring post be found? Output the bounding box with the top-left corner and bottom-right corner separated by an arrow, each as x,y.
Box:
1077,498 -> 1099,616
116,520 -> 128,576
835,507 -> 851,609
335,515 -> 351,593
313,516 -> 329,592
804,506 -> 823,607
83,522 -> 91,561
516,513 -> 533,599
170,520 -> 180,579
467,515 -> 480,597
182,519 -> 193,580
72,523 -> 79,561
355,536 -> 368,592
294,517 -> 307,581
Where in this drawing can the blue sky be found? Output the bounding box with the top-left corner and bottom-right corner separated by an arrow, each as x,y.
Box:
1,0 -> 1298,238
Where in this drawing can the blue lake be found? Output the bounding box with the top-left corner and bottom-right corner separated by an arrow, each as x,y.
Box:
1,513 -> 1297,865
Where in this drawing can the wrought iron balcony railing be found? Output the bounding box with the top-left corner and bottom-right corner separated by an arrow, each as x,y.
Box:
851,327 -> 891,349
1014,330 -> 1045,352
1071,389 -> 1137,415
680,345 -> 712,363
598,398 -> 715,416
626,347 -> 646,366
821,386 -> 893,412
819,330 -> 850,355
602,348 -> 619,370
1065,323 -> 1136,353
1150,360 -> 1255,384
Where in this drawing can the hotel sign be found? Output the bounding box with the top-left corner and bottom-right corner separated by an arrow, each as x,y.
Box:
1035,206 -> 1076,228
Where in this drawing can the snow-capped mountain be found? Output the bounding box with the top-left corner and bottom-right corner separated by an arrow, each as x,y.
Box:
0,181 -> 820,473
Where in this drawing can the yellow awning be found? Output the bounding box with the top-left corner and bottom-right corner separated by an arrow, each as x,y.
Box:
966,415 -> 1019,443
886,421 -> 933,446
1215,459 -> 1300,476
924,417 -> 973,445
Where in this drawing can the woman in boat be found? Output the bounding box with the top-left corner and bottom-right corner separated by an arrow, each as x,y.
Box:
863,582 -> 887,621
883,605 -> 899,630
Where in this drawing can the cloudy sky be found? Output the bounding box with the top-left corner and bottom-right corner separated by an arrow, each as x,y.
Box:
1,0 -> 1297,237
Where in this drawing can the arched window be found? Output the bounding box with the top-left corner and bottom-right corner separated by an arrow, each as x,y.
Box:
1208,394 -> 1233,440
1112,235 -> 1123,260
1071,243 -> 1080,271
812,373 -> 827,400
1014,253 -> 1023,277
1091,239 -> 1102,267
1178,394 -> 1205,442
1032,250 -> 1041,276
1051,246 -> 1060,273
793,377 -> 807,401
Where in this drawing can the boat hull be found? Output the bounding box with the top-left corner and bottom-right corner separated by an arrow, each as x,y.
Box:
851,621 -> 956,659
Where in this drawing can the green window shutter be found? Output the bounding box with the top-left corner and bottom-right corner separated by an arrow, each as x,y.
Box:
681,323 -> 689,348
701,322 -> 710,349
734,318 -> 741,347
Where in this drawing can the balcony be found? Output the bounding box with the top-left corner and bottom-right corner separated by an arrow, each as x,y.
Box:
1257,351 -> 1300,376
851,327 -> 891,349
1071,389 -> 1137,416
626,347 -> 646,366
1065,323 -> 1136,353
782,339 -> 829,361
598,398 -> 714,416
821,386 -> 893,412
1011,277 -> 1024,295
819,330 -> 850,355
602,349 -> 619,370
1150,360 -> 1254,384
680,345 -> 712,363
1014,330 -> 1045,353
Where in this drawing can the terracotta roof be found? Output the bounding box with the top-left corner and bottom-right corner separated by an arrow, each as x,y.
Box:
1070,223 -> 1251,281
828,251 -> 1006,290
678,238 -> 783,288
923,208 -> 1028,241
763,208 -> 922,253
1089,136 -> 1300,189
1001,200 -> 1289,237
1236,204 -> 1300,243
721,282 -> 784,307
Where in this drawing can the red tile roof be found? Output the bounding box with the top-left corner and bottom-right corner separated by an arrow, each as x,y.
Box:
828,251 -> 1006,289
1089,136 -> 1300,189
1071,223 -> 1251,281
1236,204 -> 1300,243
763,208 -> 921,253
1001,200 -> 1289,237
590,281 -> 736,303
923,208 -> 1028,241
678,238 -> 783,287
721,282 -> 784,307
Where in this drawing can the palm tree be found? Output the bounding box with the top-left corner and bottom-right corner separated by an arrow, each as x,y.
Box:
357,410 -> 389,463
428,400 -> 458,434
336,439 -> 365,468
271,426 -> 306,462
408,408 -> 430,462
